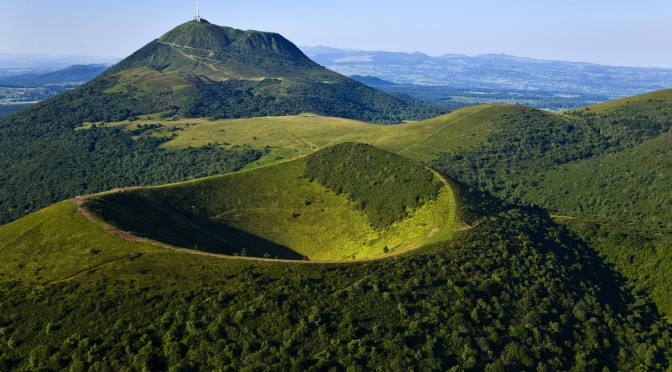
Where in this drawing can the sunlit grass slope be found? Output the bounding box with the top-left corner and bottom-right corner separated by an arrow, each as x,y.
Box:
586,88 -> 672,114
87,104 -> 519,167
0,200 -> 158,285
84,145 -> 460,261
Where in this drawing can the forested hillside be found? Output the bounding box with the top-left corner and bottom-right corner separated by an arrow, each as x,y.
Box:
102,20 -> 443,123
0,91 -> 260,224
2,16 -> 672,370
432,92 -> 672,228
431,89 -> 672,316
1,182 -> 670,370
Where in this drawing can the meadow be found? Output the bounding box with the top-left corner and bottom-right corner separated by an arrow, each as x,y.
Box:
86,104 -> 517,168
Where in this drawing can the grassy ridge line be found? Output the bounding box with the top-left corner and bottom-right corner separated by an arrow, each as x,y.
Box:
89,104 -> 517,169
586,88 -> 672,113
166,105 -> 509,164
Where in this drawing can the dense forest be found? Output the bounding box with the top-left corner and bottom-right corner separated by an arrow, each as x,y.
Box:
1,201 -> 670,370
304,143 -> 443,229
183,78 -> 444,123
0,104 -> 32,117
3,88 -> 672,368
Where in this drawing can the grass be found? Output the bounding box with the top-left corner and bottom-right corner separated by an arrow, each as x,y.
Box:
585,88 -> 672,113
84,154 -> 460,261
0,200 -> 159,285
87,104 -> 519,168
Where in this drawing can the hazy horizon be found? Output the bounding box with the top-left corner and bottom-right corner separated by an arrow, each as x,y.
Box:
1,0 -> 671,68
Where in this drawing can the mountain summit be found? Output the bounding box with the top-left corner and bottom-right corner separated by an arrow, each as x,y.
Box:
110,20 -> 316,79
94,20 -> 440,122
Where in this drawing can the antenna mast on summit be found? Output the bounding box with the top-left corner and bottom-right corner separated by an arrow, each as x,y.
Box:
195,0 -> 201,22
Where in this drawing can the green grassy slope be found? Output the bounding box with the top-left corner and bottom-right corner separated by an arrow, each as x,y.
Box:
96,104 -> 515,167
84,145 -> 459,261
587,88 -> 672,113
0,200 -> 157,285
1,175 -> 671,369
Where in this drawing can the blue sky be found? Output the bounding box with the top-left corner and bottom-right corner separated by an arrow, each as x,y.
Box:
1,0 -> 670,67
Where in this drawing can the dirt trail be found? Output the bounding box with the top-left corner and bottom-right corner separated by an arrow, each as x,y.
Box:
331,275 -> 372,297
47,256 -> 130,285
157,41 -> 222,72
397,106 -> 488,156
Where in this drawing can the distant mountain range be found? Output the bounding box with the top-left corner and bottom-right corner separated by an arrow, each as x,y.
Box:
302,46 -> 672,97
0,64 -> 109,88
0,53 -> 118,70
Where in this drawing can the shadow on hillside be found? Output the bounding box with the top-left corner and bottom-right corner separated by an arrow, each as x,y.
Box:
84,194 -> 305,260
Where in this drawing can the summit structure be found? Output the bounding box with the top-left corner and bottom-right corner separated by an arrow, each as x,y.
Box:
194,0 -> 202,22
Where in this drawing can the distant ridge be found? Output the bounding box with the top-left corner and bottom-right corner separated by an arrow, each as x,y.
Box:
302,46 -> 672,96
349,75 -> 396,86
0,64 -> 109,88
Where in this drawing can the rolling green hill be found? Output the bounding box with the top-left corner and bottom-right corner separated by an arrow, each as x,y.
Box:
527,131 -> 672,228
433,90 -> 672,226
85,103 -> 515,167
1,161 -> 671,369
83,143 -> 458,261
0,102 -> 510,225
1,20 -> 671,368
